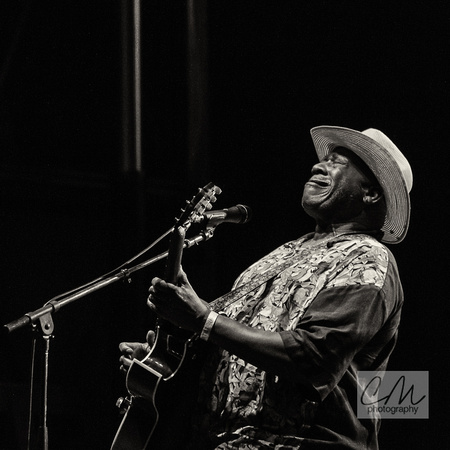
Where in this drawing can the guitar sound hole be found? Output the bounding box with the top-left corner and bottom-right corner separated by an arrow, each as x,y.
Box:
166,334 -> 185,360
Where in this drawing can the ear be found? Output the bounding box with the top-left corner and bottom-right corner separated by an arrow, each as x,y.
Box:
362,184 -> 384,205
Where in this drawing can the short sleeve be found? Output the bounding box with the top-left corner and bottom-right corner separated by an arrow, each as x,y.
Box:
280,283 -> 391,400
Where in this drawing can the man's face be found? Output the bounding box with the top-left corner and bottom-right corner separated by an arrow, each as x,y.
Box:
302,147 -> 374,225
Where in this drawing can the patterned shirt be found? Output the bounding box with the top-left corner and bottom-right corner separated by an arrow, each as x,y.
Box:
191,229 -> 403,449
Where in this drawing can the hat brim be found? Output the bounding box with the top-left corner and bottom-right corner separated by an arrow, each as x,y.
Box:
310,126 -> 411,244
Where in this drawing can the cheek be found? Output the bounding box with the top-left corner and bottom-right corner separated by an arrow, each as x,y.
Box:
333,173 -> 363,198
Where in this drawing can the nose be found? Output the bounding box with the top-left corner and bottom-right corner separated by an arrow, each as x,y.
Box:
311,160 -> 328,175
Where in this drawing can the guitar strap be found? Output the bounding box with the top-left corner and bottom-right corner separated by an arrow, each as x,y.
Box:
210,251 -> 301,313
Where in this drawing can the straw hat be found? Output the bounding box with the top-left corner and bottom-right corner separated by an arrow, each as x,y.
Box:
310,126 -> 413,244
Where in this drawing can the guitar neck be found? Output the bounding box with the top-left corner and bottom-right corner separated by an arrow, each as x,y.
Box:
165,226 -> 186,284
162,182 -> 221,286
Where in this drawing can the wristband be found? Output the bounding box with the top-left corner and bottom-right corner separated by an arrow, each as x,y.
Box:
199,310 -> 219,341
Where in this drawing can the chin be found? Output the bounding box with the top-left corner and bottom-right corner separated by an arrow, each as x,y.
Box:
301,201 -> 320,219
302,198 -> 336,223
302,194 -> 324,211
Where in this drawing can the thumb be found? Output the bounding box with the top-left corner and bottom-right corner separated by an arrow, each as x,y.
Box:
177,266 -> 191,287
146,330 -> 156,347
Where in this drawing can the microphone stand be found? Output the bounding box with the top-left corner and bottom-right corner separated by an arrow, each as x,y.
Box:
3,227 -> 216,450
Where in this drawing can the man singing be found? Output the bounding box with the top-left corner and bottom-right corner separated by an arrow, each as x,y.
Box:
119,125 -> 412,449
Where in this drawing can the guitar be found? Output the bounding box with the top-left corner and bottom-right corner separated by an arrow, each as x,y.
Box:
111,182 -> 221,450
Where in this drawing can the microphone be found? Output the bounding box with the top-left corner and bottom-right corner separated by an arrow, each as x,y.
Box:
202,204 -> 252,227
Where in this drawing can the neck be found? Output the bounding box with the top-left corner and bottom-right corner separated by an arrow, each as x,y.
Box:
311,222 -> 377,241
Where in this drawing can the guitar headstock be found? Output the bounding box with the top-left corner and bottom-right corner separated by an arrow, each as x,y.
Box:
175,182 -> 221,230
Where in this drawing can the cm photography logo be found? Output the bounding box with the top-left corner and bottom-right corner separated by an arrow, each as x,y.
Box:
357,371 -> 428,419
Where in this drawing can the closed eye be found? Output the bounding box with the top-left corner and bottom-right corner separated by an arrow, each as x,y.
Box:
322,154 -> 348,166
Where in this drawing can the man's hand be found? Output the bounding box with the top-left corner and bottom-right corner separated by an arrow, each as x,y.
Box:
147,269 -> 210,333
118,330 -> 155,373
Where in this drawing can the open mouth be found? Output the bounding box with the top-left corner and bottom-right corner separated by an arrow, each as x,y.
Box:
306,177 -> 330,187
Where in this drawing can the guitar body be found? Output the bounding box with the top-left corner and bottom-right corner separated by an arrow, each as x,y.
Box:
111,183 -> 221,450
111,324 -> 202,449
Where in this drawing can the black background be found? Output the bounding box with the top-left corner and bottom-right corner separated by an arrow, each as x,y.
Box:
0,1 -> 447,449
